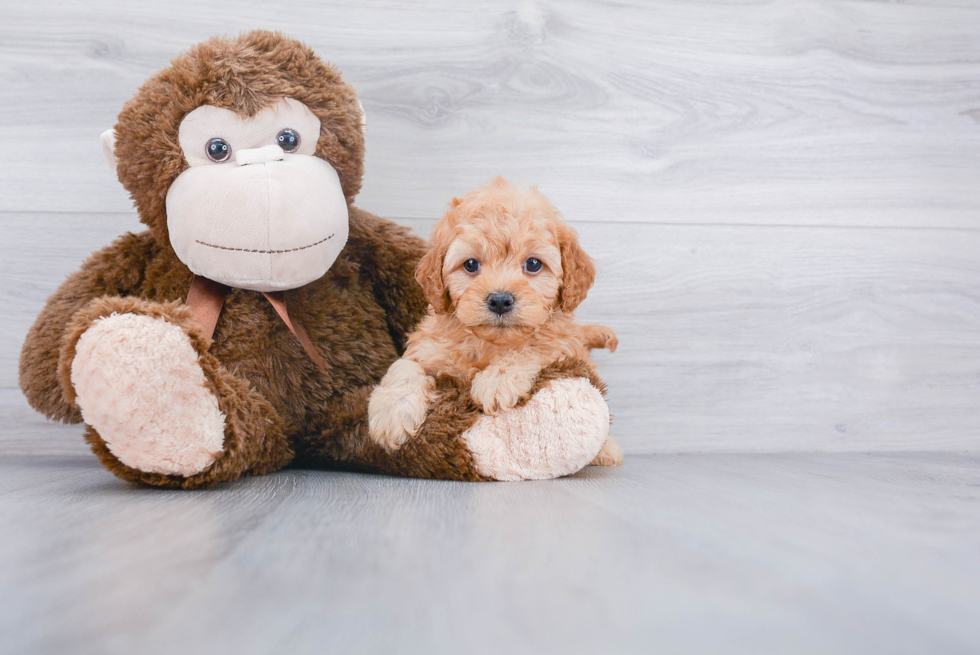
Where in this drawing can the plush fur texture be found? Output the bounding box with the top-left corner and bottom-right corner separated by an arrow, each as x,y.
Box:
301,358 -> 608,482
464,377 -> 609,480
70,313 -> 226,476
18,32 -> 612,487
112,31 -> 366,248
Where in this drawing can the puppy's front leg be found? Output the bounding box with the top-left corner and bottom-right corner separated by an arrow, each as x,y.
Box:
582,324 -> 618,352
368,359 -> 436,452
471,359 -> 541,415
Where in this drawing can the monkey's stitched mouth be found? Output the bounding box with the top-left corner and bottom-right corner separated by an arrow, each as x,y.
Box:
194,234 -> 334,254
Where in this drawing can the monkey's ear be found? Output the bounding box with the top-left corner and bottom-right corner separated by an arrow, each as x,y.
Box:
100,129 -> 118,173
356,99 -> 367,134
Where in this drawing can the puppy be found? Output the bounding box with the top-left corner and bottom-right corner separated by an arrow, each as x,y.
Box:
368,178 -> 622,466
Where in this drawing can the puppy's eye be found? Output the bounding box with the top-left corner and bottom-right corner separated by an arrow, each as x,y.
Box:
524,257 -> 543,274
276,128 -> 300,152
462,259 -> 481,273
206,137 -> 232,163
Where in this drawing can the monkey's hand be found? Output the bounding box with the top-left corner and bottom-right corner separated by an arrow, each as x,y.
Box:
471,360 -> 541,415
368,359 -> 436,452
582,324 -> 618,352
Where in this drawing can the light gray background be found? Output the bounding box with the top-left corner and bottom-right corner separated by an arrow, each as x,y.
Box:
1,1 -> 979,653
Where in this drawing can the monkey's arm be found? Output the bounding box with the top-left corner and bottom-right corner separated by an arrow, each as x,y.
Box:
19,231 -> 154,423
346,207 -> 429,354
300,358 -> 609,481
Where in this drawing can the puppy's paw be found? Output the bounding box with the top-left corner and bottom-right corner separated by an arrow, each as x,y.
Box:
367,389 -> 421,452
583,324 -> 618,353
589,435 -> 624,466
471,364 -> 539,415
367,360 -> 435,452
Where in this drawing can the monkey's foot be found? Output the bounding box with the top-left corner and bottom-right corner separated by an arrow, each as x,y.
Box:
462,377 -> 609,481
70,313 -> 226,476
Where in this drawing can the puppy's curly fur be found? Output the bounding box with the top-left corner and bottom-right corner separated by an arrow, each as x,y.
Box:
368,178 -> 622,465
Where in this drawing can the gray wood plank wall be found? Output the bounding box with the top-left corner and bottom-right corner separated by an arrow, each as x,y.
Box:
2,0 -> 979,454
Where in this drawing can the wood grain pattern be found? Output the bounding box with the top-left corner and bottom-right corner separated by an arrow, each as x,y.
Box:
2,1 -> 980,453
1,454 -> 978,653
1,1 -> 979,226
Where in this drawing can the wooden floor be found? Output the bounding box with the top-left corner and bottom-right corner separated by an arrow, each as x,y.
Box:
1,452 -> 978,654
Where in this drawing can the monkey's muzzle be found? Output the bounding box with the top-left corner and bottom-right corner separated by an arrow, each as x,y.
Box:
166,153 -> 349,292
235,144 -> 286,166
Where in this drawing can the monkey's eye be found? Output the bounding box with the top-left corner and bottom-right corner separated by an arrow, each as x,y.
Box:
524,257 -> 543,273
206,138 -> 232,163
276,128 -> 300,152
462,259 -> 480,273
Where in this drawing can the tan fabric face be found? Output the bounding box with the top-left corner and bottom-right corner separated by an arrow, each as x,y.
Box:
166,99 -> 349,292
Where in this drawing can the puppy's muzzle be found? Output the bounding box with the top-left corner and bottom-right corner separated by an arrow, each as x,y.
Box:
487,292 -> 515,315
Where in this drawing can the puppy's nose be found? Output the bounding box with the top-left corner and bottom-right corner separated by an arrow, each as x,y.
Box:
487,292 -> 515,315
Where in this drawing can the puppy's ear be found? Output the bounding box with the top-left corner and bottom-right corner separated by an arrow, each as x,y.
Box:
557,223 -> 596,312
415,225 -> 453,314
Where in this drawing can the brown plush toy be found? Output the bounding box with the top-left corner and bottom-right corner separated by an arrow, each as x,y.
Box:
18,31 -> 611,488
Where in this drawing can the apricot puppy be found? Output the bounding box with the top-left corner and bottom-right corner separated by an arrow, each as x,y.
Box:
368,178 -> 621,465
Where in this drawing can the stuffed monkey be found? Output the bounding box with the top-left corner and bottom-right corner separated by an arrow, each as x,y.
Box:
18,31 -> 610,488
